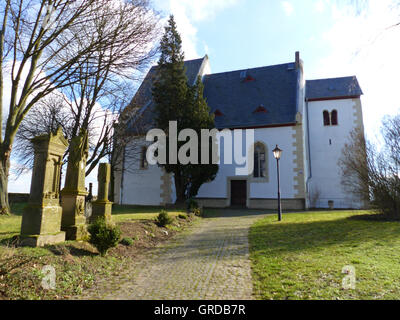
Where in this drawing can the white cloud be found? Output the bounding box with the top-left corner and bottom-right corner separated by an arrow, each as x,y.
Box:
310,0 -> 400,143
282,1 -> 294,17
154,0 -> 239,59
314,0 -> 326,13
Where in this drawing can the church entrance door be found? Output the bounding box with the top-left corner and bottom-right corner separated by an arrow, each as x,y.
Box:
230,180 -> 247,207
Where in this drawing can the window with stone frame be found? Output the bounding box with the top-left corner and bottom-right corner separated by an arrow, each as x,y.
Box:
323,110 -> 330,126
331,109 -> 338,125
253,143 -> 266,178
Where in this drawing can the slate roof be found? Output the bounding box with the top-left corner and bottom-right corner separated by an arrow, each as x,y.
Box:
203,63 -> 299,129
126,56 -> 363,134
305,76 -> 363,101
127,57 -> 207,134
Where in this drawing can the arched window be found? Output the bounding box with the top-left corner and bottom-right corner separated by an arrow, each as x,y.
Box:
323,110 -> 330,126
331,110 -> 338,125
140,146 -> 148,169
254,144 -> 266,178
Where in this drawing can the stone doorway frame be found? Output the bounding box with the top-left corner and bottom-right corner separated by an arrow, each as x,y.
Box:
226,176 -> 250,208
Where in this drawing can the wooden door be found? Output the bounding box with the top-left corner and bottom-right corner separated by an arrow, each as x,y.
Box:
231,180 -> 247,207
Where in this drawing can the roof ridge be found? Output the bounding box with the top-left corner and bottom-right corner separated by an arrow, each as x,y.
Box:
203,62 -> 295,78
146,56 -> 206,71
306,75 -> 357,82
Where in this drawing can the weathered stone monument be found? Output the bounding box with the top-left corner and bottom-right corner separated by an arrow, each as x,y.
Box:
20,127 -> 68,247
91,163 -> 113,223
61,129 -> 89,240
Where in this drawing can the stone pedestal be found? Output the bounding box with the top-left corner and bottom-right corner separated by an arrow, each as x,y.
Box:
90,163 -> 113,223
61,129 -> 89,240
61,192 -> 88,240
91,200 -> 112,223
20,127 -> 68,247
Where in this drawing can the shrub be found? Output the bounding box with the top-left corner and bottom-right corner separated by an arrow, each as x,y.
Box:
120,237 -> 134,246
178,213 -> 187,220
87,219 -> 121,256
339,124 -> 400,220
156,210 -> 173,227
193,208 -> 202,217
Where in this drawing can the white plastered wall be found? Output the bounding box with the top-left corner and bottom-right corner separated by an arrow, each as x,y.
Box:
120,137 -> 176,205
196,126 -> 298,203
307,98 -> 365,208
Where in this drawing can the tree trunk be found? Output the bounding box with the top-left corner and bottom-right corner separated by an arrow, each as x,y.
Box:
0,155 -> 10,215
173,173 -> 186,207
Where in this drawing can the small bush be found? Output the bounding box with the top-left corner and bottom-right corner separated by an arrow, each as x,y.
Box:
120,237 -> 134,246
87,219 -> 121,256
156,210 -> 173,227
178,213 -> 187,220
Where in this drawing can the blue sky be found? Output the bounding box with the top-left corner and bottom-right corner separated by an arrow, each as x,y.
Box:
153,0 -> 400,137
8,0 -> 400,193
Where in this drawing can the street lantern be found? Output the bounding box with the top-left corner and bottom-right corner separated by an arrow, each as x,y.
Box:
273,145 -> 283,221
273,145 -> 282,160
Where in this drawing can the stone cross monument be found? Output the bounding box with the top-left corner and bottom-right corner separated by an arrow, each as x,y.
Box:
61,129 -> 89,240
91,163 -> 113,223
20,127 -> 68,247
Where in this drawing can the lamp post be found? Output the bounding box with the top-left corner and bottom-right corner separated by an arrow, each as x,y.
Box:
273,145 -> 282,221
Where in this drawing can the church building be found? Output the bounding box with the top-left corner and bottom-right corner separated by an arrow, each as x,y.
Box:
114,52 -> 365,209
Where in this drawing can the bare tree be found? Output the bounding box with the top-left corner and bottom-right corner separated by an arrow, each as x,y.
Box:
309,186 -> 321,209
13,93 -> 73,175
0,0 -> 159,214
339,128 -> 370,204
339,117 -> 400,219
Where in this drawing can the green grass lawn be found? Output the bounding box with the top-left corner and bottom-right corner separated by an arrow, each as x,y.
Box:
0,203 -> 25,241
250,210 -> 400,300
112,204 -> 185,222
0,203 -> 185,241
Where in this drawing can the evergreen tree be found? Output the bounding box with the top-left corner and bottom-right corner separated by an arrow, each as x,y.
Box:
152,15 -> 218,204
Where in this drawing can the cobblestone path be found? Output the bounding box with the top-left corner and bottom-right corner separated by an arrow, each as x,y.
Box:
81,210 -> 269,300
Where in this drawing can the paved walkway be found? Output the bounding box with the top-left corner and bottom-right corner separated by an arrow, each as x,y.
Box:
81,210 -> 269,300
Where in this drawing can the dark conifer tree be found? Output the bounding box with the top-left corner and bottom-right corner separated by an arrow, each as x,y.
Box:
152,15 -> 218,204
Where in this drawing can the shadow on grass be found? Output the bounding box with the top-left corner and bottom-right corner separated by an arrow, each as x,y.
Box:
203,208 -> 286,219
47,244 -> 97,257
250,215 -> 400,255
112,204 -> 185,215
0,236 -> 97,257
347,213 -> 400,222
0,235 -> 19,247
9,203 -> 27,216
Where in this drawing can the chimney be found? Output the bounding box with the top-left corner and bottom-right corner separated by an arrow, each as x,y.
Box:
295,51 -> 300,69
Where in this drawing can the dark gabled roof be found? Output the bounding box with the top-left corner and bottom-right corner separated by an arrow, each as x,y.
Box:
127,56 -> 363,134
127,57 -> 208,134
305,76 -> 363,101
203,63 -> 299,129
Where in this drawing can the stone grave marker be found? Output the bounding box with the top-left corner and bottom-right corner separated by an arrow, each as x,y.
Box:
20,127 -> 68,247
61,129 -> 89,240
91,163 -> 113,223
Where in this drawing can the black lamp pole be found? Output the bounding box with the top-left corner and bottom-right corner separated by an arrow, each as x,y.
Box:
273,145 -> 283,221
276,156 -> 282,221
